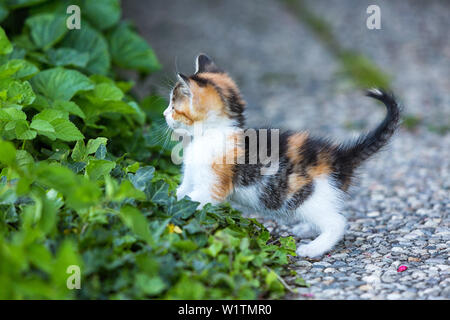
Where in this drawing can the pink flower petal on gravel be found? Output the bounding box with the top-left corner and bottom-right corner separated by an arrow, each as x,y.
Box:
397,265 -> 408,272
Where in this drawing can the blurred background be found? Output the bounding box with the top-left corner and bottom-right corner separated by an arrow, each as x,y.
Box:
124,0 -> 449,137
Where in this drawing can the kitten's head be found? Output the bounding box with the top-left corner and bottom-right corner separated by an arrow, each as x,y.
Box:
164,54 -> 245,132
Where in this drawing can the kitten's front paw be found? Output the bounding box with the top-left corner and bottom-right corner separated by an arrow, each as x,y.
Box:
187,191 -> 210,209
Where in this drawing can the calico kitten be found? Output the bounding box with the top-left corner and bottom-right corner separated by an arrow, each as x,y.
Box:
163,54 -> 401,258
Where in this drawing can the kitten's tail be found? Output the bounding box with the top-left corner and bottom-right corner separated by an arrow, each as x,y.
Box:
333,89 -> 402,189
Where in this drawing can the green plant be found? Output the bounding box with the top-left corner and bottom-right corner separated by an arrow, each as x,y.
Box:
0,0 -> 298,299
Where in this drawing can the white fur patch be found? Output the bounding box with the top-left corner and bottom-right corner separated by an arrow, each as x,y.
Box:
230,184 -> 262,211
368,88 -> 383,96
294,177 -> 347,258
177,126 -> 239,207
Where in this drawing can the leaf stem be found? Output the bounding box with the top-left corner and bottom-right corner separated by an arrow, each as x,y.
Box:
266,267 -> 297,294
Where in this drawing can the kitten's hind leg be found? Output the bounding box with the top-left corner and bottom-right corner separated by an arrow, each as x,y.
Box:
295,177 -> 346,258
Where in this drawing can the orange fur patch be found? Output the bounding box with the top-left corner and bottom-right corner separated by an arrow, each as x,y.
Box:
190,82 -> 224,117
211,160 -> 234,201
308,152 -> 332,178
308,161 -> 331,178
172,108 -> 193,125
286,132 -> 308,163
286,133 -> 332,196
194,72 -> 244,118
287,173 -> 310,196
201,72 -> 239,94
210,133 -> 243,201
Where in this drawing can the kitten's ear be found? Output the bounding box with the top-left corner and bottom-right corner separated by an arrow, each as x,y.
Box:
177,73 -> 190,87
195,54 -> 221,73
177,73 -> 191,95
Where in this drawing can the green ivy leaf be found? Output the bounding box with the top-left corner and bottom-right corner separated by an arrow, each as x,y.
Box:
111,179 -> 145,202
86,137 -> 108,155
128,166 -> 155,192
148,180 -> 170,205
167,198 -> 199,219
71,140 -> 86,162
94,144 -> 106,159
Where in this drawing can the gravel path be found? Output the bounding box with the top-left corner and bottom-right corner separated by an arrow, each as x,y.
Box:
123,0 -> 450,299
275,132 -> 450,299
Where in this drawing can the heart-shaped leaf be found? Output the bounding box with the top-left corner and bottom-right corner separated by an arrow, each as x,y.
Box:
31,67 -> 94,101
25,13 -> 67,50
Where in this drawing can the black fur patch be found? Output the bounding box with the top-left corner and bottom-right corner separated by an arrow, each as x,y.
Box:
226,88 -> 245,128
234,130 -> 303,210
333,89 -> 401,189
189,74 -> 210,87
286,182 -> 314,210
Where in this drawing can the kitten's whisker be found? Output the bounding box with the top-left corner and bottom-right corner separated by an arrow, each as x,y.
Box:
174,56 -> 179,76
